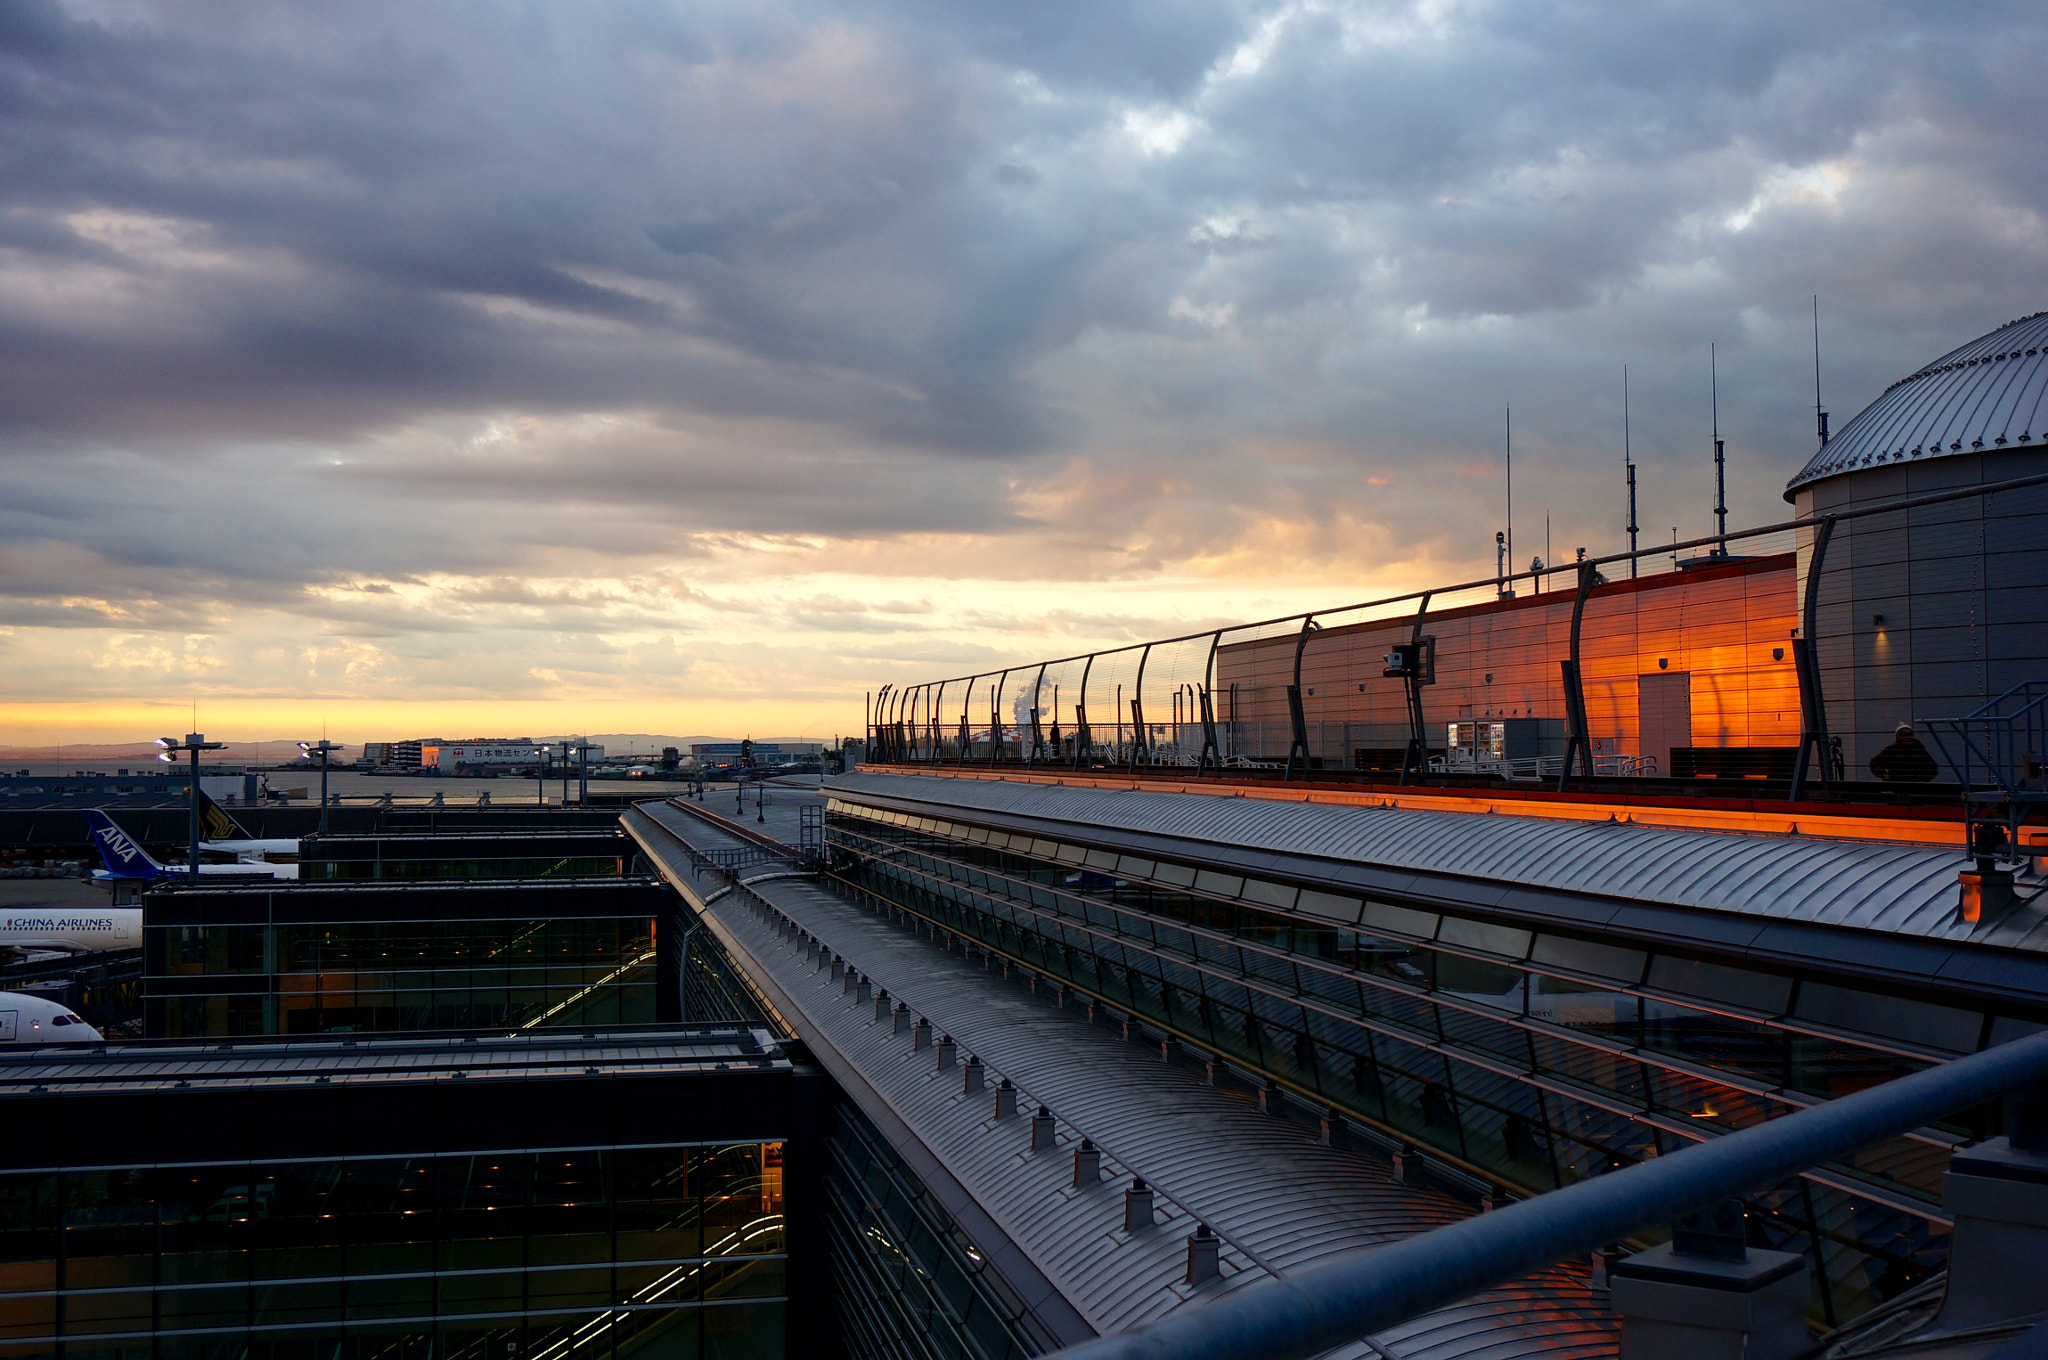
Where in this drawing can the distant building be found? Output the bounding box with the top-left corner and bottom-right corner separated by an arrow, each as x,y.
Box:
361,739 -> 431,768
689,742 -> 822,763
418,739 -> 540,772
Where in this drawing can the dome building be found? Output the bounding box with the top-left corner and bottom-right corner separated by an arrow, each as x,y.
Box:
1786,311 -> 2048,779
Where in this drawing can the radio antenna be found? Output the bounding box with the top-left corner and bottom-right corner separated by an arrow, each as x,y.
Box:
1712,343 -> 1727,553
1624,365 -> 1638,578
1813,295 -> 1829,448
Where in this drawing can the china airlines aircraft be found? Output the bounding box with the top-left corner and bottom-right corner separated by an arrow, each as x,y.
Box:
0,908 -> 141,954
82,810 -> 297,883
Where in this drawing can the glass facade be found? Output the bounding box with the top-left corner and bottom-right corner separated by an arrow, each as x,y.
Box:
297,833 -> 636,883
302,855 -> 630,882
822,799 -> 2044,1327
823,1102 -> 1056,1360
143,881 -> 678,1039
0,1143 -> 786,1358
0,1030 -> 813,1358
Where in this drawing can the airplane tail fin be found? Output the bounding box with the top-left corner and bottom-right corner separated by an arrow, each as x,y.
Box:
81,810 -> 167,878
194,786 -> 244,841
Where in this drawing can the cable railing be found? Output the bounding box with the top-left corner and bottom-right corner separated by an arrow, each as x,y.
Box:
1041,1030 -> 2048,1360
865,470 -> 2048,804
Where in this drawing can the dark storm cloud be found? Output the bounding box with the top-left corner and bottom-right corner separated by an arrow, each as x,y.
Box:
0,0 -> 2045,631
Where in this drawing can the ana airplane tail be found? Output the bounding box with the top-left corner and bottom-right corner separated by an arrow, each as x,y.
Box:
82,810 -> 169,879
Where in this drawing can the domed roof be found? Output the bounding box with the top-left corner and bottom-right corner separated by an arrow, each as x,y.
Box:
1785,310 -> 2048,499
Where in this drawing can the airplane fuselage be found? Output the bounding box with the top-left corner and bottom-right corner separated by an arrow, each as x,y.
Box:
0,911 -> 142,953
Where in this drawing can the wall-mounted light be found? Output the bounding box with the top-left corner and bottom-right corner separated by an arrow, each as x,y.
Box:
1483,673 -> 1494,684
1658,658 -> 1669,670
1872,613 -> 1886,626
1772,647 -> 1785,661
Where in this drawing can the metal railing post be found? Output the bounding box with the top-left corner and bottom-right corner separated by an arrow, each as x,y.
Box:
1075,653 -> 1096,769
1400,594 -> 1432,785
1285,617 -> 1316,781
1128,645 -> 1152,774
1557,566 -> 1597,790
1790,516 -> 1838,801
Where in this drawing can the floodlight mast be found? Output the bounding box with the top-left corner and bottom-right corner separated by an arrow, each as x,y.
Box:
298,740 -> 344,836
158,733 -> 225,880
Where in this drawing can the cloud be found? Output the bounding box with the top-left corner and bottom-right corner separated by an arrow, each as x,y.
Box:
2,0 -> 2046,735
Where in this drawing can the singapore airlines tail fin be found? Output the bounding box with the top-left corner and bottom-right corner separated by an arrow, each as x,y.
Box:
196,787 -> 244,841
83,810 -> 169,879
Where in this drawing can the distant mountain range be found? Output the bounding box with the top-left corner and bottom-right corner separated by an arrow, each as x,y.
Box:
0,733 -> 832,763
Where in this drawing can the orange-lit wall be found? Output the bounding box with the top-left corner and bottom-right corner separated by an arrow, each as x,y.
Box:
1215,555 -> 1799,762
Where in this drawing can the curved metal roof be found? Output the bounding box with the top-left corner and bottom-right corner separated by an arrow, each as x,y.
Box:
626,801 -> 1619,1359
1786,311 -> 2048,498
828,772 -> 2048,954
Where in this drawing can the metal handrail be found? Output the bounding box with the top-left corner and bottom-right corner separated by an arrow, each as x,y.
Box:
875,468 -> 2048,775
881,468 -> 2048,698
1044,1030 -> 2048,1360
1924,681 -> 2048,801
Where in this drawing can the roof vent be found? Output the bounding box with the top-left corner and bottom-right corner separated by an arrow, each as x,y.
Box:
1031,1106 -> 1056,1151
995,1078 -> 1018,1118
963,1055 -> 985,1094
935,1034 -> 955,1069
873,988 -> 891,1021
912,1017 -> 932,1051
1125,1179 -> 1155,1233
1186,1224 -> 1220,1285
1074,1138 -> 1101,1186
892,1002 -> 911,1035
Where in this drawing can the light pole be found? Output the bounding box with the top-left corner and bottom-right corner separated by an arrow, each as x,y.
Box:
157,733 -> 225,881
298,740 -> 344,836
534,746 -> 548,805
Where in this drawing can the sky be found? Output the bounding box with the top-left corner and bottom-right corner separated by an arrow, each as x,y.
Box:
3,0 -> 2046,748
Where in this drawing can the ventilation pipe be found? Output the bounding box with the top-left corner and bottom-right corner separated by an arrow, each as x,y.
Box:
1073,1139 -> 1101,1187
1125,1179 -> 1155,1233
1610,1201 -> 1809,1360
1929,1093 -> 2048,1329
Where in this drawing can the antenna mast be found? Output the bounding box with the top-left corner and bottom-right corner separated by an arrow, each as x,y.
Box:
1624,365 -> 1638,579
1505,403 -> 1513,592
1712,343 -> 1727,554
1813,295 -> 1829,448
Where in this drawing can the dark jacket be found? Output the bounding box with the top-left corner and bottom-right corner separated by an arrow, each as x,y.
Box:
1869,734 -> 1939,783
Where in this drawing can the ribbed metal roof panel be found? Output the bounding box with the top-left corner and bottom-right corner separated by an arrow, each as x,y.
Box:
629,802 -> 1616,1357
1786,311 -> 2048,496
829,773 -> 2048,952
